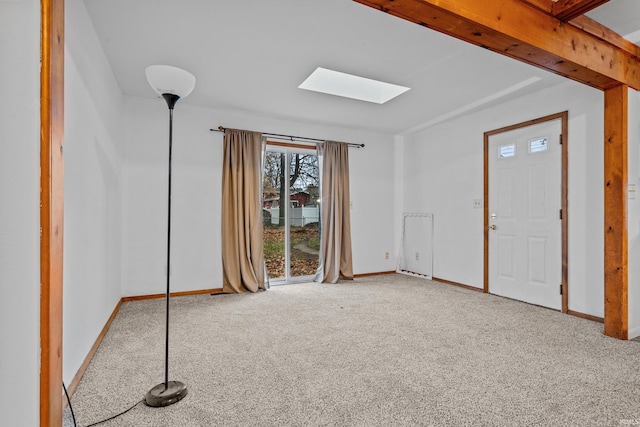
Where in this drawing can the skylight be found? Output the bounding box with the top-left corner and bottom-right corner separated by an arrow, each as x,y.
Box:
298,67 -> 410,104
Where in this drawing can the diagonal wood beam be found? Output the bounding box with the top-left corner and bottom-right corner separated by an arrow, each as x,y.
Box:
552,0 -> 610,22
570,15 -> 640,58
518,2 -> 637,58
353,0 -> 640,90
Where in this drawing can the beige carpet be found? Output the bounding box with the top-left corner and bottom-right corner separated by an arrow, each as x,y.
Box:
65,274 -> 640,426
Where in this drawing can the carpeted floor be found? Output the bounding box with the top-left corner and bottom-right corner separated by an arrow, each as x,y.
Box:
64,274 -> 640,426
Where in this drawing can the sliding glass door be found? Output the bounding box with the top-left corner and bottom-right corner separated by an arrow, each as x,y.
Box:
262,145 -> 320,284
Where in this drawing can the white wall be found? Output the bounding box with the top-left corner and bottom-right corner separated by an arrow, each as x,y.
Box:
403,80 -> 605,318
122,97 -> 397,296
0,1 -> 41,424
348,125 -> 397,273
122,98 -> 220,296
628,88 -> 640,339
63,0 -> 124,385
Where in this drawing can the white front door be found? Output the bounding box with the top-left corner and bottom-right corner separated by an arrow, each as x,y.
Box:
488,118 -> 562,310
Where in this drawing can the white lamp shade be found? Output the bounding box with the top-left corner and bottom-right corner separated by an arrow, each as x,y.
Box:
145,65 -> 196,99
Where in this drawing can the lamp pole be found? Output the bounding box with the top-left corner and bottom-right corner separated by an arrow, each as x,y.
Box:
163,93 -> 178,392
144,65 -> 194,407
144,92 -> 188,407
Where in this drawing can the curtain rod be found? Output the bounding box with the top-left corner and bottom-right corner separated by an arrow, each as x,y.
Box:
210,126 -> 365,148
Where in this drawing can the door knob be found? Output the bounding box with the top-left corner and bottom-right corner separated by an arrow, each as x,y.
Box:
489,224 -> 497,230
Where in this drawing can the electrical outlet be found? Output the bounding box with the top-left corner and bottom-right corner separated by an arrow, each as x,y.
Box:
385,251 -> 389,259
415,252 -> 419,261
473,199 -> 483,208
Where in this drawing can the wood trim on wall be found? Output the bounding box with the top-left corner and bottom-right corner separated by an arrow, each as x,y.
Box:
432,277 -> 483,293
560,112 -> 569,313
603,85 -> 629,340
354,271 -> 396,278
433,276 -> 603,323
483,134 -> 489,294
483,112 -> 569,313
568,309 -> 605,324
40,0 -> 64,425
121,288 -> 224,302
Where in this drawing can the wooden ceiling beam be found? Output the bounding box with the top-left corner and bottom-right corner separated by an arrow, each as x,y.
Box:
552,0 -> 610,22
353,0 -> 640,90
519,0 -> 552,14
570,15 -> 640,58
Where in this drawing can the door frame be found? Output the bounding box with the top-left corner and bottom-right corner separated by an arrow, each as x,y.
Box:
41,0 -> 65,425
263,140 -> 320,284
483,111 -> 568,313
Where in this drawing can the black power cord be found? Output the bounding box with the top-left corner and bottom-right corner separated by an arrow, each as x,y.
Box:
62,382 -> 77,427
84,399 -> 143,427
63,381 -> 143,427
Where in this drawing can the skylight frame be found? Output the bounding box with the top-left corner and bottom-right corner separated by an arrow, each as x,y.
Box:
298,67 -> 410,104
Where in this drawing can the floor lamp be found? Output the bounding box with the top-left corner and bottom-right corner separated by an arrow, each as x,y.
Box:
143,64 -> 196,407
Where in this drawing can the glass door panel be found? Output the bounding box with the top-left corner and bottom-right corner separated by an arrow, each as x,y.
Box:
263,151 -> 285,280
262,148 -> 319,283
289,153 -> 320,279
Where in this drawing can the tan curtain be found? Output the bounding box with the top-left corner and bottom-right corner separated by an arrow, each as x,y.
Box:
221,129 -> 266,293
317,140 -> 354,283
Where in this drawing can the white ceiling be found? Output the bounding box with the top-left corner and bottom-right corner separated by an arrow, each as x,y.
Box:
83,0 -> 640,135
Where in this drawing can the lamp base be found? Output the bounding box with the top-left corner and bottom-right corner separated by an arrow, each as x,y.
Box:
144,381 -> 188,407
